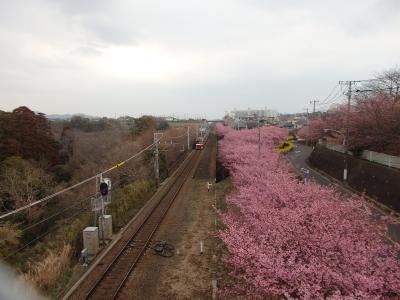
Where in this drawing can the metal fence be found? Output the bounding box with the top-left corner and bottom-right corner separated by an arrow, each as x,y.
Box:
321,142 -> 400,169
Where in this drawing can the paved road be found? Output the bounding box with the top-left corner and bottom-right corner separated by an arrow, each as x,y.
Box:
286,142 -> 353,197
286,142 -> 400,242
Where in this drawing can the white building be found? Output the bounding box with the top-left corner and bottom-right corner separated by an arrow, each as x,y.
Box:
230,108 -> 278,120
225,108 -> 278,129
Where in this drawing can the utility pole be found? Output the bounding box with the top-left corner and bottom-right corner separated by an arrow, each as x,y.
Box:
258,118 -> 261,158
303,108 -> 309,124
187,126 -> 190,151
310,100 -> 319,114
338,80 -> 361,181
154,132 -> 162,186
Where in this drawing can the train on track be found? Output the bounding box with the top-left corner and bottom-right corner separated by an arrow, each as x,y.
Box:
194,120 -> 211,150
195,133 -> 209,150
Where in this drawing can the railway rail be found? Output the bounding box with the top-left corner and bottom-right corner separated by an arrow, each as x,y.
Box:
66,149 -> 202,300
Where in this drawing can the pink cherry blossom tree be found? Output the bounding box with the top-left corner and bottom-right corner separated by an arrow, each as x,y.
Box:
217,124 -> 400,299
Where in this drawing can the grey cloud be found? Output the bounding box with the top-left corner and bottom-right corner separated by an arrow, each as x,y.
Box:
0,0 -> 399,118
47,0 -> 110,16
81,16 -> 140,46
70,46 -> 104,57
45,0 -> 140,46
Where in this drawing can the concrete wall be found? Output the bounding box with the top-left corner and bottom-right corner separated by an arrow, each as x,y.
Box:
323,143 -> 400,169
309,146 -> 400,212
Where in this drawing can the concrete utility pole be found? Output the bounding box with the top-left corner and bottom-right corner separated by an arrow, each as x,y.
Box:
303,108 -> 309,124
338,80 -> 361,181
310,100 -> 319,114
323,128 -> 346,181
154,132 -> 163,186
258,120 -> 261,158
187,126 -> 190,151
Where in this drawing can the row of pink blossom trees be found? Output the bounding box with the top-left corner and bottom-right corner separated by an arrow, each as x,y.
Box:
297,94 -> 400,156
216,123 -> 400,299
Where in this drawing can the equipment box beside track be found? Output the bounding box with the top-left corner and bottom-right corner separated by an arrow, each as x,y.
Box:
99,215 -> 113,240
83,227 -> 99,256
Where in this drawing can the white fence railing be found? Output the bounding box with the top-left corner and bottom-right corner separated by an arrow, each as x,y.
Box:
326,143 -> 345,153
320,141 -> 400,169
360,150 -> 400,169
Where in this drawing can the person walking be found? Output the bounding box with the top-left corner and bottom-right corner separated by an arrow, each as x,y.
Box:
301,168 -> 310,184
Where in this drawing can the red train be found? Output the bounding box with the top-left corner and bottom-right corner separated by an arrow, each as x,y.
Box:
195,132 -> 209,150
195,143 -> 205,150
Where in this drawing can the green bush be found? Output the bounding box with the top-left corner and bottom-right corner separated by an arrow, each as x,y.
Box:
129,116 -> 155,137
108,179 -> 156,228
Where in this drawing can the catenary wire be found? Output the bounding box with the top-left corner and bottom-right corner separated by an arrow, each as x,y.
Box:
0,141 -> 156,221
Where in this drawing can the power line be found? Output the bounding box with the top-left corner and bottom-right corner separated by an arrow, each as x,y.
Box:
4,169 -> 145,260
167,133 -> 187,139
318,90 -> 344,108
3,208 -> 89,261
319,83 -> 340,105
19,195 -> 93,233
18,177 -> 134,234
0,141 -> 157,221
354,87 -> 396,93
310,100 -> 319,113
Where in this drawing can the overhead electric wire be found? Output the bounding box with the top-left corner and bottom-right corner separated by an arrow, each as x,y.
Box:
0,141 -> 157,221
19,194 -> 94,233
3,208 -> 89,261
167,133 -> 188,139
1,127 -> 203,259
354,87 -> 396,93
318,90 -> 344,107
8,169 -> 145,259
319,83 -> 340,105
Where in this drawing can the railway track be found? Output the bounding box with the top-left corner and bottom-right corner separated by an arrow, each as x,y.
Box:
67,150 -> 201,300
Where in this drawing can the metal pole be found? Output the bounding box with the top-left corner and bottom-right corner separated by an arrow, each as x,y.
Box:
100,202 -> 105,246
304,108 -> 309,124
98,174 -> 105,246
258,119 -> 261,158
187,126 -> 190,151
154,133 -> 160,186
343,81 -> 352,181
310,100 -> 319,114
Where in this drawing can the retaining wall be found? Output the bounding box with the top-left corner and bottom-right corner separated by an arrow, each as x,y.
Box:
309,146 -> 400,212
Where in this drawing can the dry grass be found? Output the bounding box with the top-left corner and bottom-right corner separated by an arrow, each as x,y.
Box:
0,224 -> 20,245
21,244 -> 72,291
0,223 -> 21,257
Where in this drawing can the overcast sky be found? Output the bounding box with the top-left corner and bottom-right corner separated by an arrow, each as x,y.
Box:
0,0 -> 399,118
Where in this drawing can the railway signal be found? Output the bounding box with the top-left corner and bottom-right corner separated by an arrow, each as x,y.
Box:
100,181 -> 109,196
